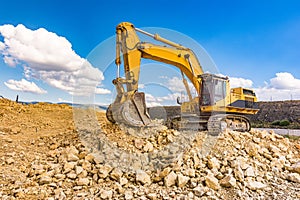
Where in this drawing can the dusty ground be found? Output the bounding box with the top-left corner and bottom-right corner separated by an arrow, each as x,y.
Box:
1,98 -> 300,199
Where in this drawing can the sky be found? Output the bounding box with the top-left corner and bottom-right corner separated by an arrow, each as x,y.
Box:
0,0 -> 299,106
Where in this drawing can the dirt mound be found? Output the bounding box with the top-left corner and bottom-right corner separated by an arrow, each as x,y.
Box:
0,99 -> 300,199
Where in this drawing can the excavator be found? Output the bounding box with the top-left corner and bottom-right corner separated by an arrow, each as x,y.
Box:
106,22 -> 259,133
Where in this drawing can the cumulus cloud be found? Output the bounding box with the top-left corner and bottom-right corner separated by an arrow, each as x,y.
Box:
229,77 -> 253,88
162,76 -> 195,93
4,79 -> 47,94
226,73 -> 300,101
255,72 -> 300,101
0,24 -> 110,96
145,93 -> 162,107
269,72 -> 300,89
95,87 -> 111,95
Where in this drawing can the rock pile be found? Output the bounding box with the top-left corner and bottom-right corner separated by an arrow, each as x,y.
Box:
0,100 -> 300,199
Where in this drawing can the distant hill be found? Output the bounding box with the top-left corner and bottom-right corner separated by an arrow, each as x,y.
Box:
248,100 -> 300,123
18,101 -> 108,110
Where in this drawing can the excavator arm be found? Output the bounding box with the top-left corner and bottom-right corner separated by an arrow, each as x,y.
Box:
107,22 -> 205,126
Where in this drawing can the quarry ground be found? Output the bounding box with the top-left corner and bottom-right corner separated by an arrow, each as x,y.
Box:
1,98 -> 300,200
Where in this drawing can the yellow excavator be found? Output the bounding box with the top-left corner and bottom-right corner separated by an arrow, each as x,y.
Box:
106,22 -> 259,133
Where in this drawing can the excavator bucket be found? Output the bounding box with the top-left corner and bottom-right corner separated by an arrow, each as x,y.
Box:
106,92 -> 152,127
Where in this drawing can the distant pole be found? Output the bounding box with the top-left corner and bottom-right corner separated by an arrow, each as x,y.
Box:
16,95 -> 19,103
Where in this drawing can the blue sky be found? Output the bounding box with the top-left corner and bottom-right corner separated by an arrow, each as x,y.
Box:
0,0 -> 300,105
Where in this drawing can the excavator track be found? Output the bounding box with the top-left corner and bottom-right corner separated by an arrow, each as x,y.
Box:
167,113 -> 251,135
207,114 -> 251,135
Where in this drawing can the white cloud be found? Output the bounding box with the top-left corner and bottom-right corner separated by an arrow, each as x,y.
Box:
254,72 -> 300,101
95,87 -> 111,95
229,77 -> 253,88
0,41 -> 5,50
145,93 -> 156,102
3,56 -> 18,67
269,72 -> 300,89
165,76 -> 195,93
0,24 -> 108,96
4,79 -> 47,94
254,87 -> 300,101
227,72 -> 300,101
145,93 -> 162,107
146,101 -> 162,107
138,84 -> 145,89
57,97 -> 72,103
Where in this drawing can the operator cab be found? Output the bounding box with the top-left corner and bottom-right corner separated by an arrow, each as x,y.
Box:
199,74 -> 228,106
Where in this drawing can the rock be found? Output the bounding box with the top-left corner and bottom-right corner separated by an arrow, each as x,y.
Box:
167,134 -> 174,142
247,181 -> 267,190
269,144 -> 280,154
54,174 -> 65,179
67,173 -> 77,179
98,165 -> 113,179
146,193 -> 157,200
67,153 -> 79,162
234,166 -> 244,182
164,171 -> 177,187
193,186 -> 205,197
287,173 -> 300,183
39,175 -> 52,185
185,168 -> 195,178
6,158 -> 14,164
220,174 -> 236,188
67,145 -> 79,156
205,173 -> 220,190
134,138 -> 144,150
75,166 -> 83,175
5,138 -> 13,143
100,189 -> 113,199
49,182 -> 57,188
207,157 -> 220,170
11,127 -> 21,134
143,141 -> 154,152
258,131 -> 268,139
245,143 -> 259,157
291,162 -> 300,174
85,153 -> 95,163
159,167 -> 172,178
77,178 -> 89,186
136,170 -> 151,185
82,160 -> 92,172
177,174 -> 189,187
245,166 -> 255,177
120,177 -> 128,186
63,162 -> 76,173
110,168 -> 123,181
253,137 -> 260,144
124,190 -> 133,200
